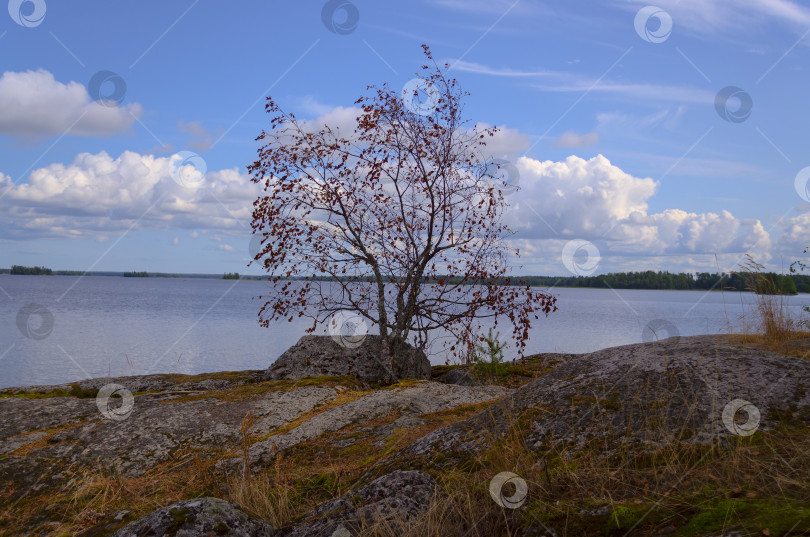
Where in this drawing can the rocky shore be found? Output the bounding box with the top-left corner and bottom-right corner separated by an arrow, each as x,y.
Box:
1,335 -> 809,536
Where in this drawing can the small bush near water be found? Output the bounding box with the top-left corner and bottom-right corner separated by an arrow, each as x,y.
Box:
730,254 -> 810,358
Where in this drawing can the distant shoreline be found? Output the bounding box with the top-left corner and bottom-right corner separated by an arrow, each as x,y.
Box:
0,270 -> 268,281
1,271 -> 809,294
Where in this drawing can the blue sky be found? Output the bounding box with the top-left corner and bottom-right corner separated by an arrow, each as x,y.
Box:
1,0 -> 809,276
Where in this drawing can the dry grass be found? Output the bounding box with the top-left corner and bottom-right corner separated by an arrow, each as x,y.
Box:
3,337 -> 809,536
225,410 -> 299,528
11,412 -> 807,536
0,451 -> 223,536
728,255 -> 810,359
326,345 -> 810,536
356,402 -> 810,536
358,488 -> 503,537
226,455 -> 297,529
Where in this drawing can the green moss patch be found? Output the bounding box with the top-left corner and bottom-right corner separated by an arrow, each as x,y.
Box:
167,506 -> 194,535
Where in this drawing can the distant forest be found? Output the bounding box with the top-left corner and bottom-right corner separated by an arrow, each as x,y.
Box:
2,266 -> 809,294
299,270 -> 810,294
0,266 -> 265,280
505,271 -> 807,295
7,265 -> 52,275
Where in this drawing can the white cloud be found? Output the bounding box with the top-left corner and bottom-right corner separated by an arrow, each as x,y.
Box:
0,70 -> 142,139
554,130 -> 600,148
294,96 -> 339,117
451,60 -> 561,78
0,150 -> 259,240
433,0 -> 547,16
298,106 -> 362,135
621,0 -> 810,38
610,209 -> 770,256
506,154 -> 771,260
0,101 -> 798,274
510,155 -> 656,238
0,148 -> 779,270
775,212 -> 810,254
451,58 -> 714,104
534,81 -> 714,105
434,0 -> 510,11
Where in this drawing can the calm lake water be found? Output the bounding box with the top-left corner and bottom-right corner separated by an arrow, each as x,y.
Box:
1,274 -> 807,389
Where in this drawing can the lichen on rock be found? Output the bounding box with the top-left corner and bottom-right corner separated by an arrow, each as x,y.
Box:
397,335 -> 810,461
111,497 -> 275,536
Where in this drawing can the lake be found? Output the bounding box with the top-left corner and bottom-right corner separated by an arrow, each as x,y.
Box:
1,274 -> 806,389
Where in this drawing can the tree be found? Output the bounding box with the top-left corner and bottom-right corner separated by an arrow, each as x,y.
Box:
248,46 -> 557,380
10,265 -> 52,275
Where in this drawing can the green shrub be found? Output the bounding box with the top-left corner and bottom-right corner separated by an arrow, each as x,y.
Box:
471,328 -> 509,381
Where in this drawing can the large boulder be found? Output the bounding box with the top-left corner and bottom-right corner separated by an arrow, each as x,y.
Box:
112,497 -> 274,536
279,470 -> 442,536
393,335 -> 810,460
266,335 -> 431,384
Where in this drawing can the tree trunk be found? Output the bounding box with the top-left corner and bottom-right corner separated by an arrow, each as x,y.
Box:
375,274 -> 396,384
379,333 -> 397,384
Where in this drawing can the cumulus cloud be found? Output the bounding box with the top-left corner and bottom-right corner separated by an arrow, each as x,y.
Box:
510,155 -> 656,238
506,154 -> 772,260
0,96 -> 801,275
0,70 -> 142,139
610,209 -> 771,256
775,212 -> 810,255
0,149 -> 781,270
0,150 -> 259,240
554,130 -> 599,148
